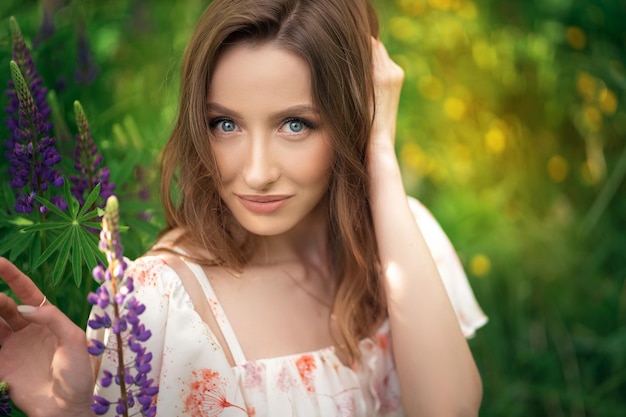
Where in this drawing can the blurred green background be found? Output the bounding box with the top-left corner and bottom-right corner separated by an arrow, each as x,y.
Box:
1,0 -> 625,415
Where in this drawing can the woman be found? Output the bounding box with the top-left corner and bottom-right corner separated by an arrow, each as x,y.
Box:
0,0 -> 487,415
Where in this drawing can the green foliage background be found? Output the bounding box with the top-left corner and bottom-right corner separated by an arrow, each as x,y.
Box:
1,0 -> 625,415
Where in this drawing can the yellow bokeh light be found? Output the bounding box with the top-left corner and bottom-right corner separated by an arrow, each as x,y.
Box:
576,72 -> 597,101
547,155 -> 569,183
566,26 -> 587,50
389,16 -> 417,42
428,0 -> 452,10
418,75 -> 444,100
473,40 -> 497,69
598,88 -> 618,115
443,97 -> 466,120
400,142 -> 425,172
458,1 -> 478,19
485,127 -> 506,154
400,142 -> 439,178
396,0 -> 428,16
583,106 -> 603,131
470,254 -> 491,277
584,155 -> 605,184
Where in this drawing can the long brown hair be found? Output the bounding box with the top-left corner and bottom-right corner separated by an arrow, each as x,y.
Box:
160,0 -> 384,361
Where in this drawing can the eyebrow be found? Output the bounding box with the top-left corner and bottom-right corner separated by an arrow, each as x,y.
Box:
207,102 -> 320,119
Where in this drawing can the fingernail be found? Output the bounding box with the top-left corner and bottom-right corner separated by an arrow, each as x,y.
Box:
17,305 -> 38,314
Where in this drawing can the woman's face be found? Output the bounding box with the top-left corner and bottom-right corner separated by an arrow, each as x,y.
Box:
208,42 -> 334,237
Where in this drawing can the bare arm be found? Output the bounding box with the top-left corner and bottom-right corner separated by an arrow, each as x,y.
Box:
0,257 -> 94,417
368,39 -> 482,416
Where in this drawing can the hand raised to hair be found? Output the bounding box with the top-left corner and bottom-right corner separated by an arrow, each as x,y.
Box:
0,257 -> 94,417
370,38 -> 405,156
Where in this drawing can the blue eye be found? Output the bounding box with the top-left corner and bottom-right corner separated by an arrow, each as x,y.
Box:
282,118 -> 314,134
210,118 -> 237,133
287,120 -> 304,133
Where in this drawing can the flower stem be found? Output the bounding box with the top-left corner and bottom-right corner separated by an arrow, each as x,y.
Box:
110,273 -> 129,417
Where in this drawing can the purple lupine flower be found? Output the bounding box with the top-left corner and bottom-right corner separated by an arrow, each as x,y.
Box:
8,60 -> 66,214
74,24 -> 98,85
0,382 -> 11,416
5,17 -> 52,158
70,101 -> 115,205
33,2 -> 56,47
87,196 -> 158,417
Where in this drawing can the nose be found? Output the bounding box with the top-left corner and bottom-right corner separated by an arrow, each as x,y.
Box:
242,132 -> 280,190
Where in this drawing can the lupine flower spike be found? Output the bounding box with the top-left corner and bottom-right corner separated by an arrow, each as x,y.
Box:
71,101 -> 114,205
0,381 -> 11,416
87,196 -> 158,417
5,16 -> 52,159
8,60 -> 65,213
34,4 -> 56,47
75,25 -> 98,84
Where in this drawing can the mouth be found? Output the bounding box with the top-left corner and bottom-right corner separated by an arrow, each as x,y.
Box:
235,194 -> 292,213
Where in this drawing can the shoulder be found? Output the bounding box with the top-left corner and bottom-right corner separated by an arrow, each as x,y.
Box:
146,227 -> 218,265
126,255 -> 173,287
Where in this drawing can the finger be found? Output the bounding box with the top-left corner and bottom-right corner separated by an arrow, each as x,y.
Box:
17,304 -> 87,346
0,257 -> 46,306
0,293 -> 29,332
0,317 -> 12,344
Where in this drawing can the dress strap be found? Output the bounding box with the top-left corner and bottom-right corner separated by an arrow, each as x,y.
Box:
177,255 -> 248,366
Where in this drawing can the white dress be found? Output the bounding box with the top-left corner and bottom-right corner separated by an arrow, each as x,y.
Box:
89,197 -> 488,416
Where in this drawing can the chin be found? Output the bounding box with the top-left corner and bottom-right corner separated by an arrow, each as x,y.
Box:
236,218 -> 294,237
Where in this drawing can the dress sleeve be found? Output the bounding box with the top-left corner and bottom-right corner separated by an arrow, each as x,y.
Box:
407,196 -> 488,337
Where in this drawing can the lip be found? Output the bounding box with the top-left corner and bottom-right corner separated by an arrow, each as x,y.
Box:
236,194 -> 292,214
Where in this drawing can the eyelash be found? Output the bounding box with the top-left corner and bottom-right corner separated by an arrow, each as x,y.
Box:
209,117 -> 237,132
281,118 -> 316,133
208,117 -> 317,134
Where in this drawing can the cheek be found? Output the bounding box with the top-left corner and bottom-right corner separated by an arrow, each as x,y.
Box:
289,142 -> 334,185
211,145 -> 239,183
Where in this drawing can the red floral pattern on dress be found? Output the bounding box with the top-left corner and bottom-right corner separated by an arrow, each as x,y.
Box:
184,369 -> 246,416
130,257 -> 166,287
242,361 -> 264,390
376,332 -> 389,352
275,366 -> 291,392
296,354 -> 317,393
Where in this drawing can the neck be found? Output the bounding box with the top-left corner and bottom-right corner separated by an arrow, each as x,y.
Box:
249,199 -> 330,270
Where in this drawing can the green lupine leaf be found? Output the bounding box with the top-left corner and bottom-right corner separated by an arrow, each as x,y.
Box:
52,230 -> 73,286
34,230 -> 71,269
71,228 -> 83,287
0,229 -> 19,257
21,222 -> 69,232
69,197 -> 80,219
77,227 -> 98,271
8,217 -> 33,226
29,231 -> 42,269
36,196 -> 72,222
77,183 -> 101,218
9,231 -> 34,262
77,210 -> 102,223
79,222 -> 103,230
0,182 -> 16,212
80,227 -> 106,265
61,179 -> 79,218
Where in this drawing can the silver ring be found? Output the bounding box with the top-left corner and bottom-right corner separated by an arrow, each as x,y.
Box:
38,295 -> 47,307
